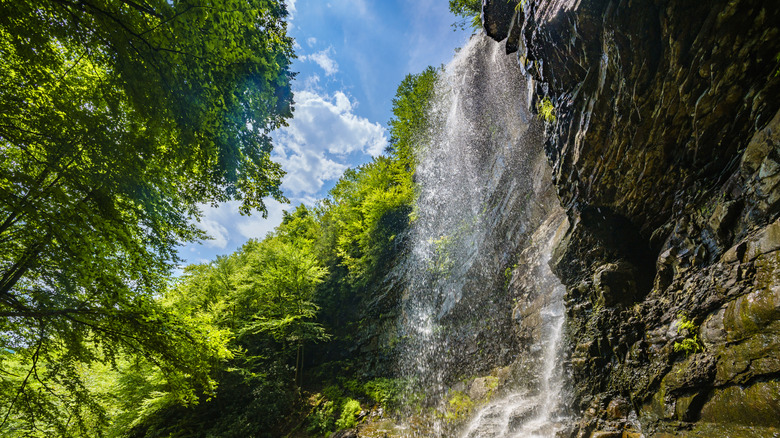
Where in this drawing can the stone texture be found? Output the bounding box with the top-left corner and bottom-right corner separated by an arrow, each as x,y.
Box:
481,0 -> 519,42
468,376 -> 499,401
481,0 -> 780,436
329,429 -> 359,438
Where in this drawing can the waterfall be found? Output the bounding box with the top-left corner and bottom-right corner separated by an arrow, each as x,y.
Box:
395,33 -> 570,437
460,227 -> 569,438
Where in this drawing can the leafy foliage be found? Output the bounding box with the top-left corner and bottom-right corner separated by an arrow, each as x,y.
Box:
0,0 -> 294,433
123,234 -> 329,438
319,157 -> 414,286
129,65 -> 441,436
387,66 -> 439,170
363,377 -> 404,408
448,0 -> 482,30
335,398 -> 362,429
673,314 -> 703,356
0,2 -> 441,426
307,399 -> 336,435
537,96 -> 557,122
444,391 -> 474,422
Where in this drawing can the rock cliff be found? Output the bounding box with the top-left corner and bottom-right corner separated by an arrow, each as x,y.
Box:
484,0 -> 780,436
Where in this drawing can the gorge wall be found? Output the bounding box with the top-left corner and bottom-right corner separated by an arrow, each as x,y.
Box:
484,0 -> 780,436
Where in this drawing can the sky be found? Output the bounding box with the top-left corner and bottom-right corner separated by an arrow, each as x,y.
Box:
180,0 -> 472,265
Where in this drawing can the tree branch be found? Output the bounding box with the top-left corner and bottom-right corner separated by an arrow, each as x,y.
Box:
0,324 -> 44,430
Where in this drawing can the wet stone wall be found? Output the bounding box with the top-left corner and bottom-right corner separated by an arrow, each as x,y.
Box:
483,0 -> 780,436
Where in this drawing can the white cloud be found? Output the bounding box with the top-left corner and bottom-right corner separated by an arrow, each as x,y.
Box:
181,90 -> 387,263
199,213 -> 230,249
306,37 -> 317,47
302,74 -> 321,90
276,150 -> 347,195
272,90 -> 388,196
234,199 -> 290,241
286,0 -> 297,19
192,198 -> 290,252
292,195 -> 320,207
300,47 -> 339,76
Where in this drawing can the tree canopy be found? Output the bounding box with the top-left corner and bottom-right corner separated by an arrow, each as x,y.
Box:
387,66 -> 438,170
113,67 -> 441,437
0,0 -> 444,430
0,0 -> 294,433
448,0 -> 482,30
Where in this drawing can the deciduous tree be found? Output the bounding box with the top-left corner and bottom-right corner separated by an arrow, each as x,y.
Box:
0,0 -> 295,432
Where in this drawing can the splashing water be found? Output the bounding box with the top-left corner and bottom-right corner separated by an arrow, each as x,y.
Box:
460,228 -> 569,438
395,33 -> 570,438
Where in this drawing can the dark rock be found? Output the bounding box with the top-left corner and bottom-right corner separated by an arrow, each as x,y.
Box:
505,8 -> 524,54
481,0 -> 519,42
479,0 -> 780,436
663,353 -> 717,393
329,429 -> 358,438
605,397 -> 630,420
699,381 -> 780,428
592,262 -> 638,307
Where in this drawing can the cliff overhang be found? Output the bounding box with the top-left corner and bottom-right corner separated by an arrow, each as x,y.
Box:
483,0 -> 780,436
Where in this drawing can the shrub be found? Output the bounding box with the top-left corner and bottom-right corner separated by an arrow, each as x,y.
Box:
335,398 -> 362,429
307,400 -> 336,435
444,391 -> 473,422
363,378 -> 403,408
673,314 -> 703,356
321,384 -> 344,401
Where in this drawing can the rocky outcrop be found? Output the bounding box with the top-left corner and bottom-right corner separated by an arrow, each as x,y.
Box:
485,0 -> 780,436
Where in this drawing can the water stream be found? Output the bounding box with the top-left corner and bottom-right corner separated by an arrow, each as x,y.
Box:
396,33 -> 569,438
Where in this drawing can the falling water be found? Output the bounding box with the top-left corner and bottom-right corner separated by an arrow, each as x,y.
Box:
395,33 -> 570,437
459,224 -> 569,438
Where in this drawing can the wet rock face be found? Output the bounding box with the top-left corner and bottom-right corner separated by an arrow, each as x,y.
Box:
508,0 -> 780,235
483,0 -> 780,436
482,0 -> 519,42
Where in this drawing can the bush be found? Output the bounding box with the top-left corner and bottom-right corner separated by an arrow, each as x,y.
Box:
673,314 -> 703,356
335,399 -> 361,430
363,378 -> 403,408
307,400 -> 336,435
444,391 -> 473,422
536,97 -> 556,122
321,384 -> 344,401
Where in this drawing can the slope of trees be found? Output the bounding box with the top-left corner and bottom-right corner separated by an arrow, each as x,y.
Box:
120,67 -> 440,437
0,0 -> 294,434
2,0 -> 440,431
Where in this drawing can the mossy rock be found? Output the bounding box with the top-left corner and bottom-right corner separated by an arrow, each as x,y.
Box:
699,381 -> 780,428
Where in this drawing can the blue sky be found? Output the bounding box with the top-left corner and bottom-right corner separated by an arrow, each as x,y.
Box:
181,0 -> 471,264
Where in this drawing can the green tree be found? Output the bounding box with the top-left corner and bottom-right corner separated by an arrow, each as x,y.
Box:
111,59 -> 443,436
0,0 -> 294,432
387,66 -> 439,171
236,239 -> 329,382
449,0 -> 482,30
317,157 -> 413,287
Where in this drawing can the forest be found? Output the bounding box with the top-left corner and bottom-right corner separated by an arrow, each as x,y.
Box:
0,0 -> 442,436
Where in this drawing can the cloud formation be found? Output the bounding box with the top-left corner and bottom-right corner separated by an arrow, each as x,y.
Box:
286,0 -> 297,19
195,199 -> 290,250
184,89 -> 386,263
300,47 -> 339,76
273,89 -> 387,196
